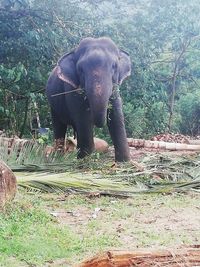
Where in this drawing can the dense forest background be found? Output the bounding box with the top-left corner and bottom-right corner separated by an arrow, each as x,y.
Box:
0,0 -> 200,142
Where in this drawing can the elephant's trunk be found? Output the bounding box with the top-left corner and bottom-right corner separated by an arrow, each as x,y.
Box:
84,69 -> 112,128
92,110 -> 107,128
86,82 -> 111,128
89,94 -> 108,128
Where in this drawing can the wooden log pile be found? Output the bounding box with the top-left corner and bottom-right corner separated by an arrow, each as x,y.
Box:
151,133 -> 190,144
0,161 -> 17,208
78,246 -> 200,267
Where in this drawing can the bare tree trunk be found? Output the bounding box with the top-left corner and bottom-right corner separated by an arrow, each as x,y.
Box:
167,39 -> 191,132
19,98 -> 29,138
33,100 -> 41,128
168,65 -> 178,131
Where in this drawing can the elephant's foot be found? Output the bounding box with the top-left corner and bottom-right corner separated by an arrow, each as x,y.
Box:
54,138 -> 65,152
77,147 -> 94,159
115,150 -> 130,162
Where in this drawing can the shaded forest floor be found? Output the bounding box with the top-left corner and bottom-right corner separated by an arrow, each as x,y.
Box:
0,190 -> 200,267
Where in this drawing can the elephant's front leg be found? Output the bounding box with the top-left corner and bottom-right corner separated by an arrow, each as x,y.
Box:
107,96 -> 130,162
76,120 -> 95,159
66,94 -> 95,159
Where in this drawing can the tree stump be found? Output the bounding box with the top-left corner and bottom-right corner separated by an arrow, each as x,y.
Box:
78,246 -> 200,267
0,161 -> 17,208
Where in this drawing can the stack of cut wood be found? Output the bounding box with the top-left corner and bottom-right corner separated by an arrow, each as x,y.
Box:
78,246 -> 200,267
151,133 -> 190,144
0,161 -> 17,208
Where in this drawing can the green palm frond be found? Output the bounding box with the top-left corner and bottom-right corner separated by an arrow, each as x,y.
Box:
16,171 -> 139,196
16,171 -> 200,195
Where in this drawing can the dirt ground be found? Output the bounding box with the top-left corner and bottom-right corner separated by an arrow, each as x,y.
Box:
46,191 -> 200,265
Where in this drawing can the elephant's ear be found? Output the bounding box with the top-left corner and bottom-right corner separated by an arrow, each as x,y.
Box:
56,52 -> 79,89
118,50 -> 131,85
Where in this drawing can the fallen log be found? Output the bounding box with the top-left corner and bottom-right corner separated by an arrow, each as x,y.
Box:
0,161 -> 17,208
78,246 -> 200,267
127,138 -> 200,151
66,137 -> 109,153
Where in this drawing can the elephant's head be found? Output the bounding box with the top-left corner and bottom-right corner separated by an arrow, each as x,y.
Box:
57,37 -> 131,127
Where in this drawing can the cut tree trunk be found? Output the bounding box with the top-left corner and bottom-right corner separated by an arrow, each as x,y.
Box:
0,161 -> 17,208
127,138 -> 200,151
78,246 -> 200,267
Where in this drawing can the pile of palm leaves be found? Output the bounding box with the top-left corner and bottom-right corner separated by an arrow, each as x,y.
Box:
1,138 -> 200,195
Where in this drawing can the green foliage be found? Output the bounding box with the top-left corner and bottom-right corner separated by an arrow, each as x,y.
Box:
177,90 -> 200,136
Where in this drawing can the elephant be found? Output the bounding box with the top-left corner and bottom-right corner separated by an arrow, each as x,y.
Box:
46,37 -> 131,162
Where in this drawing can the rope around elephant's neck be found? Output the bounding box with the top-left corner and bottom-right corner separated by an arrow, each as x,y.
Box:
51,88 -> 83,97
51,85 -> 120,98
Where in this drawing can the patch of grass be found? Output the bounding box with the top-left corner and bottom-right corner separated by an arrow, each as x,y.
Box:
0,198 -> 70,265
0,193 -> 118,266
